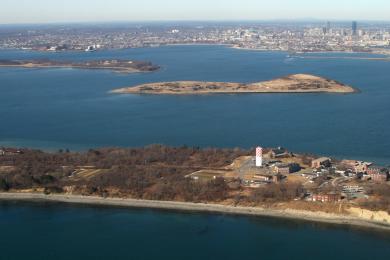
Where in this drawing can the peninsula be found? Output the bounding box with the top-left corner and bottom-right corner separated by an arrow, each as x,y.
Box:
0,59 -> 160,73
111,74 -> 356,94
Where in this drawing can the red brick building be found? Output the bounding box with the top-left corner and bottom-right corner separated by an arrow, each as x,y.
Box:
274,163 -> 301,175
311,157 -> 331,169
311,193 -> 341,203
367,167 -> 389,183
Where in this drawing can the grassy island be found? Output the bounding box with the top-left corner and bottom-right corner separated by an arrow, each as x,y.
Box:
0,59 -> 160,73
111,74 -> 356,94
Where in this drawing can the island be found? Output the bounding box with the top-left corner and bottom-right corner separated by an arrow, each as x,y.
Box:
111,74 -> 356,94
0,59 -> 160,73
1,145 -> 389,231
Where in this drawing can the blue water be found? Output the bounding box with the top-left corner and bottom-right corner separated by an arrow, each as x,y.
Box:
0,45 -> 390,164
1,46 -> 390,258
0,201 -> 389,260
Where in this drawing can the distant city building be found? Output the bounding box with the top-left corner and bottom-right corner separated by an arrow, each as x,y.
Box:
325,21 -> 331,34
2,22 -> 390,55
352,21 -> 358,36
85,45 -> 100,52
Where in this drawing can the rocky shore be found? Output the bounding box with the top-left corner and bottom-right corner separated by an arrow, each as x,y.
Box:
1,192 -> 389,232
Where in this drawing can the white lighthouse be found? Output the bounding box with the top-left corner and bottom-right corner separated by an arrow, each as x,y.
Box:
256,146 -> 263,167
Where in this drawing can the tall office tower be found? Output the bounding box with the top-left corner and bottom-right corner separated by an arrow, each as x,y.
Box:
326,21 -> 331,33
352,21 -> 357,36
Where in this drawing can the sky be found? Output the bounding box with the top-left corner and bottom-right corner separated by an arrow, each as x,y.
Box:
1,0 -> 389,24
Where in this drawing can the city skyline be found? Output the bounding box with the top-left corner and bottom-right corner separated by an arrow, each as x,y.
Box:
1,0 -> 390,24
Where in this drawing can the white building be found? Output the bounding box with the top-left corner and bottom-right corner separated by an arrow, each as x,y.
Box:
256,147 -> 263,167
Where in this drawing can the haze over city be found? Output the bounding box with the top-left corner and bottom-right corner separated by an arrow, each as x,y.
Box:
1,0 -> 390,24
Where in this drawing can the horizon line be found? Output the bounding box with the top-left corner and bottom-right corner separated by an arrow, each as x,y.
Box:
2,19 -> 390,26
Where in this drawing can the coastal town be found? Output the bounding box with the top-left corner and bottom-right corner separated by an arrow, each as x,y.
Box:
0,145 -> 389,227
187,146 -> 389,204
1,21 -> 390,55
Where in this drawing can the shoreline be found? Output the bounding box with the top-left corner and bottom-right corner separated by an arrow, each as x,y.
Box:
1,192 -> 389,232
3,45 -> 389,57
112,88 -> 360,95
2,45 -> 389,58
294,56 -> 390,61
0,64 -> 153,73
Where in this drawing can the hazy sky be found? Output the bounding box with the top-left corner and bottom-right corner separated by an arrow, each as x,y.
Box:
1,0 -> 389,24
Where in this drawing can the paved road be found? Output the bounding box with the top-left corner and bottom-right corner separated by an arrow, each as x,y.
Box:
237,156 -> 255,179
331,176 -> 349,187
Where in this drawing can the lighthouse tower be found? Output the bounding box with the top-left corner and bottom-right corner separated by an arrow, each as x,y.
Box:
256,147 -> 263,167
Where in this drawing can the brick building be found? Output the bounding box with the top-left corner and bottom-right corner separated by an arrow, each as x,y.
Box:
311,157 -> 331,169
367,166 -> 389,183
274,163 -> 301,175
311,193 -> 341,202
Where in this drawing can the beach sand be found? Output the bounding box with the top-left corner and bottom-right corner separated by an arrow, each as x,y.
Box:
1,192 -> 389,232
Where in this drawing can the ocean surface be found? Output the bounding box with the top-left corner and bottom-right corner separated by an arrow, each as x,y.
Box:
0,45 -> 390,164
0,200 -> 389,260
1,46 -> 390,258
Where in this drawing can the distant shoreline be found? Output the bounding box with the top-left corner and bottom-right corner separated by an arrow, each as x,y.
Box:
0,64 -> 143,73
295,56 -> 390,61
2,45 -> 389,58
1,192 -> 389,232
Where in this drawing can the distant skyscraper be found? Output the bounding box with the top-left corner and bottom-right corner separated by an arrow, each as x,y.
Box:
323,21 -> 331,34
352,21 -> 358,36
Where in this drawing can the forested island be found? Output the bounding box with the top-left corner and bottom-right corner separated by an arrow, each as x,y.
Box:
112,74 -> 357,94
0,145 -> 389,230
0,59 -> 160,73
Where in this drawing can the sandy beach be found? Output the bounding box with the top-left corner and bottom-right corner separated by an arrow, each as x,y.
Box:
1,192 -> 389,232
